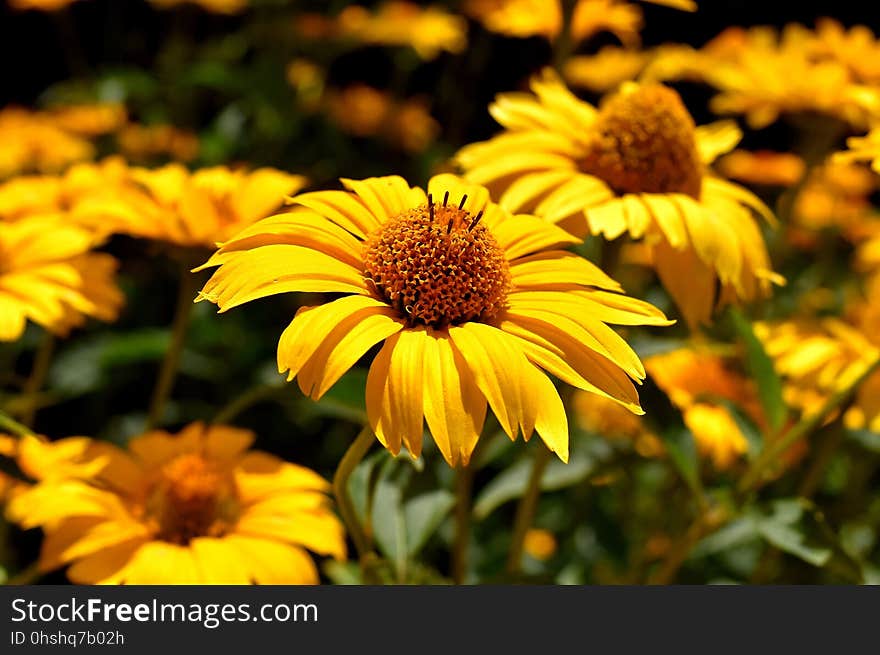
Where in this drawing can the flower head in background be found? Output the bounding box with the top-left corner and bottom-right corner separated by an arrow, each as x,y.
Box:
716,150 -> 805,188
564,47 -> 652,93
0,107 -> 94,179
9,0 -> 82,10
116,124 -> 200,164
523,528 -> 557,561
197,173 -> 672,466
645,347 -> 765,469
646,24 -> 880,129
4,423 -> 346,584
147,0 -> 248,14
573,390 -> 663,457
833,125 -> 880,175
0,215 -> 123,341
456,71 -> 782,327
45,103 -> 127,138
73,164 -> 307,248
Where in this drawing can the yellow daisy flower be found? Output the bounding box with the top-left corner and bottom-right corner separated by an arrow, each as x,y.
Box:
564,46 -> 652,93
833,124 -> 880,175
196,173 -> 672,466
0,215 -> 123,341
811,18 -> 880,86
73,163 -> 307,248
46,103 -> 127,138
0,107 -> 94,179
716,150 -> 805,188
648,24 -> 880,129
335,2 -> 467,61
755,307 -> 880,432
147,0 -> 247,14
645,347 -> 765,469
455,71 -> 782,326
4,423 -> 346,584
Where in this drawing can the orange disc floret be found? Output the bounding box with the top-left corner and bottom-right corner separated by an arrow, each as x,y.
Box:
363,196 -> 511,327
580,84 -> 703,198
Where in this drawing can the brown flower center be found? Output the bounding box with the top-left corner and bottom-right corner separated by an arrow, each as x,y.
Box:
362,193 -> 511,328
580,84 -> 703,199
145,453 -> 239,545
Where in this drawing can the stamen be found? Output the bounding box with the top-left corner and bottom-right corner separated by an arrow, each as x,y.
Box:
458,194 -> 468,210
443,191 -> 449,207
428,193 -> 434,222
469,210 -> 484,231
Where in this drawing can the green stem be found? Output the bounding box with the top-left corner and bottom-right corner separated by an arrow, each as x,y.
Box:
211,383 -> 285,425
0,410 -> 35,438
647,512 -> 710,585
506,444 -> 552,576
146,264 -> 199,429
20,332 -> 55,428
6,563 -> 42,586
552,0 -> 578,72
738,355 -> 880,495
333,427 -> 375,565
451,463 -> 475,585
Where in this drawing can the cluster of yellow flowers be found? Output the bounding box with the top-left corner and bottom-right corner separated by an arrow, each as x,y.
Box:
3,0 -> 880,585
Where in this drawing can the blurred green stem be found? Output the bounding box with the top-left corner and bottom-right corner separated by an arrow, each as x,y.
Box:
146,263 -> 199,429
20,332 -> 55,428
738,355 -> 880,495
212,383 -> 285,425
0,410 -> 34,438
552,0 -> 578,71
6,563 -> 42,586
452,462 -> 475,585
333,426 -> 375,567
506,444 -> 552,576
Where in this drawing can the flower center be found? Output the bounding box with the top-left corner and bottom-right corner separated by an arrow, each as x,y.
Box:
362,193 -> 511,328
579,84 -> 703,199
145,453 -> 239,545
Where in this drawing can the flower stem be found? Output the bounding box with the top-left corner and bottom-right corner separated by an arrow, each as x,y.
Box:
506,444 -> 552,577
20,331 -> 55,428
211,383 -> 285,426
146,263 -> 199,430
738,355 -> 880,495
452,463 -> 475,584
333,426 -> 375,565
552,0 -> 578,72
0,410 -> 35,438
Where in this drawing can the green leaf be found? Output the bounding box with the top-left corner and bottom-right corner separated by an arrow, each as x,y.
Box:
756,499 -> 831,567
473,451 -> 595,520
371,477 -> 407,581
729,307 -> 788,432
349,450 -> 388,526
321,560 -> 362,585
404,490 -> 455,557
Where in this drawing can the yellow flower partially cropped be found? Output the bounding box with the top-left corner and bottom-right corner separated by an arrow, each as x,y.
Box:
465,0 -> 692,44
335,2 -> 467,60
716,150 -> 805,188
324,85 -> 439,154
74,163 -> 307,248
456,71 -> 783,327
9,0 -> 81,9
833,125 -> 880,175
523,528 -> 557,561
573,391 -> 663,457
0,215 -> 123,341
0,158 -> 128,222
5,423 -> 346,584
647,24 -> 880,129
197,173 -> 672,466
46,103 -> 127,137
811,19 -> 880,86
645,347 -> 765,469
564,47 -> 651,93
755,308 -> 880,432
116,123 -> 200,163
147,0 -> 247,13
0,107 -> 94,178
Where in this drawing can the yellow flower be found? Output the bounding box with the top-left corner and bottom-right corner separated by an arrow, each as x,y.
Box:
716,150 -> 805,188
196,173 -> 672,466
754,315 -> 880,431
833,124 -> 880,175
5,423 -> 346,584
573,390 -> 663,457
335,2 -> 467,61
9,0 -> 81,9
648,24 -> 880,129
0,107 -> 94,178
287,59 -> 326,113
0,215 -> 123,341
0,158 -> 129,222
456,71 -> 782,327
116,124 -> 200,163
46,103 -> 127,137
523,528 -> 557,560
74,163 -> 307,248
645,347 -> 764,469
811,18 -> 880,86
147,0 -> 247,13
465,0 -> 692,44
564,47 -> 651,93
324,85 -> 440,154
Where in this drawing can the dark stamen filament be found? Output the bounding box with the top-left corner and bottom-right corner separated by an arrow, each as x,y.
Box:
442,191 -> 449,207
469,210 -> 484,231
458,194 -> 468,210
